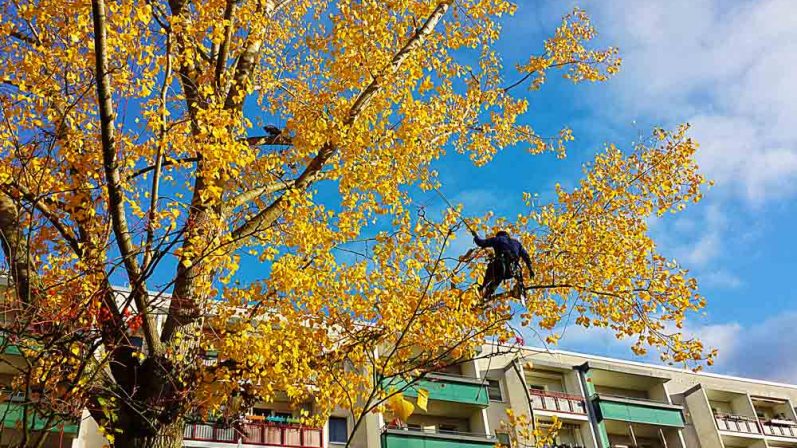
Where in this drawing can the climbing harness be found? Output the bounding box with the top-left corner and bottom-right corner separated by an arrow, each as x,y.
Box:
430,186 -> 532,303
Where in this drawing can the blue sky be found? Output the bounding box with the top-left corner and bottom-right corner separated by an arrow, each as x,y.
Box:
422,0 -> 797,382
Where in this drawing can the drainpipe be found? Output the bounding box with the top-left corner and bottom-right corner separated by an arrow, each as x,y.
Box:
511,356 -> 536,428
575,364 -> 606,448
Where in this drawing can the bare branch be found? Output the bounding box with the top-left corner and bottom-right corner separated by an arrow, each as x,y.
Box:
129,156 -> 200,180
143,32 -> 173,270
0,183 -> 81,256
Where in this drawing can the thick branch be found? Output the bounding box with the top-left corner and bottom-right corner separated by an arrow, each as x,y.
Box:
224,170 -> 330,212
0,191 -> 37,305
214,0 -> 236,88
91,0 -> 161,355
223,36 -> 264,110
222,0 -> 296,110
230,1 -> 452,241
8,31 -> 39,46
225,183 -> 288,211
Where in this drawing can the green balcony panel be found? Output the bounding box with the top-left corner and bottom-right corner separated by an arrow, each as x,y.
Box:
0,403 -> 79,434
593,394 -> 684,428
382,374 -> 489,407
382,429 -> 496,448
0,333 -> 22,356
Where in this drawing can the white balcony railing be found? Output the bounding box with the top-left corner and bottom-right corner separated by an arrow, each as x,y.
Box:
762,420 -> 797,438
714,413 -> 762,435
529,389 -> 587,415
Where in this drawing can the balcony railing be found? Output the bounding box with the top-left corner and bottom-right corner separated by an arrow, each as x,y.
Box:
381,425 -> 497,448
529,389 -> 587,415
184,422 -> 323,448
762,419 -> 797,438
714,413 -> 762,435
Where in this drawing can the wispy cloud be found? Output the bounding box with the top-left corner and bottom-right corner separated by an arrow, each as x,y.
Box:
588,0 -> 797,204
692,313 -> 797,383
505,1 -> 797,381
542,312 -> 797,383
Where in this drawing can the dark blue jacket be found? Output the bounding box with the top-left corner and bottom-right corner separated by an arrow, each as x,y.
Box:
474,234 -> 533,273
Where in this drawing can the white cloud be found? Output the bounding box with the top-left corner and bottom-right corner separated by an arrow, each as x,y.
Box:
587,0 -> 797,203
700,269 -> 742,289
692,313 -> 797,383
509,2 -> 797,382
453,188 -> 503,215
649,202 -> 740,285
541,312 -> 797,383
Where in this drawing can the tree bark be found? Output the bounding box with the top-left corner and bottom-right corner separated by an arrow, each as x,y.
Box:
114,417 -> 185,448
0,191 -> 36,305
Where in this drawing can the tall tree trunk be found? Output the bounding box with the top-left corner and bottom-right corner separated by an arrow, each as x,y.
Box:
114,417 -> 185,448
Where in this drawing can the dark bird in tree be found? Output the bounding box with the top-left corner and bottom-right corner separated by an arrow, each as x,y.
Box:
263,125 -> 281,136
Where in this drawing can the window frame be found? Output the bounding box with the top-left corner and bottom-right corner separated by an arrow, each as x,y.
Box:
495,431 -> 511,447
486,378 -> 504,402
328,416 -> 348,444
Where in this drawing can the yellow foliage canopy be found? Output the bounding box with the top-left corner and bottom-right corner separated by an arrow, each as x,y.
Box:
0,0 -> 710,442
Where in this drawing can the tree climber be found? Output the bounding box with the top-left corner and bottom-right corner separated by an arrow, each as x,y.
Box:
471,230 -> 534,300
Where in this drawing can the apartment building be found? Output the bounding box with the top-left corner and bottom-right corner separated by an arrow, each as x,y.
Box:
2,289 -> 797,448
476,347 -> 797,448
348,344 -> 797,448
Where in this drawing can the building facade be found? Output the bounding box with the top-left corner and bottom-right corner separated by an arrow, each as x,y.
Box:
346,344 -> 797,448
2,333 -> 797,448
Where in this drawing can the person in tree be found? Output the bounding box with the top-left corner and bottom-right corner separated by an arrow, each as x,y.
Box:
471,230 -> 534,300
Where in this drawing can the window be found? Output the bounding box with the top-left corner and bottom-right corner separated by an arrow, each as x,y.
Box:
438,424 -> 458,434
495,432 -> 511,447
487,379 -> 503,401
329,417 -> 348,444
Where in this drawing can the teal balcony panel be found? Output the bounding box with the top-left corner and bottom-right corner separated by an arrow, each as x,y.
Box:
593,394 -> 684,428
382,374 -> 489,408
382,428 -> 496,448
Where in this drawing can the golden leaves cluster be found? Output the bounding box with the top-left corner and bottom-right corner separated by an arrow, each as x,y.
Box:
516,125 -> 714,368
0,0 -> 710,437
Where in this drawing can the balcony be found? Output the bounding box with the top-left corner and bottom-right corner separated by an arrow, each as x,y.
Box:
762,419 -> 797,439
592,394 -> 684,428
184,422 -> 323,448
714,413 -> 762,435
381,373 -> 489,408
381,426 -> 496,448
0,402 -> 79,434
529,390 -> 588,418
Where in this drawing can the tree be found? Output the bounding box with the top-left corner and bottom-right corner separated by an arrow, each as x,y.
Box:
0,2 -> 713,448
